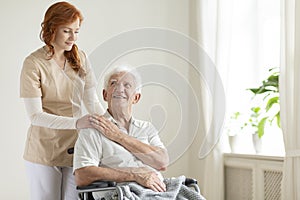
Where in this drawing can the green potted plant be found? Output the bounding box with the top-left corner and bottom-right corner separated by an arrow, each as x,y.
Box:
226,68 -> 280,153
243,106 -> 264,153
247,67 -> 280,138
243,67 -> 280,153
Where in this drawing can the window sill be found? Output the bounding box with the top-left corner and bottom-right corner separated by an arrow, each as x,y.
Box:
225,129 -> 285,157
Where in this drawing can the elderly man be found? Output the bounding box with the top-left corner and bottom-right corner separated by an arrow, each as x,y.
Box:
73,66 -> 169,196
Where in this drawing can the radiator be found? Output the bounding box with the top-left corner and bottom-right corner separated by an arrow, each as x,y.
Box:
224,153 -> 283,200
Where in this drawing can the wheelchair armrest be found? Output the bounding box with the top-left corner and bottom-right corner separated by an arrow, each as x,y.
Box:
77,180 -> 117,191
77,178 -> 197,190
184,177 -> 198,186
77,181 -> 118,200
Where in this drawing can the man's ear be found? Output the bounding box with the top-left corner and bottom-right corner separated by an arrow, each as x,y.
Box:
102,89 -> 108,102
132,93 -> 141,104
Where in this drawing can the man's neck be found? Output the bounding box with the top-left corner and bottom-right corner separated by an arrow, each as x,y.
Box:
108,107 -> 132,131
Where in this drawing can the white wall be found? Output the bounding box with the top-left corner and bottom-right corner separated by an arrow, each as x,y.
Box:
0,0 -> 200,199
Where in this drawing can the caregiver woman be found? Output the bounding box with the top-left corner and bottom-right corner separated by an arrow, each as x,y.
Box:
20,2 -> 101,199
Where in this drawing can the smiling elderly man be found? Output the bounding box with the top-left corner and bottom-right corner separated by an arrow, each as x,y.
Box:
73,66 -> 169,198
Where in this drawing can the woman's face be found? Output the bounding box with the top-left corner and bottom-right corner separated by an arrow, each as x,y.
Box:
52,18 -> 80,53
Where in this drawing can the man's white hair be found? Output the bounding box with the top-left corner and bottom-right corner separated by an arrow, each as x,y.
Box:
103,65 -> 142,93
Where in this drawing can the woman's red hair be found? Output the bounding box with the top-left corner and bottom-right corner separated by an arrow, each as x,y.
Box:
40,1 -> 85,77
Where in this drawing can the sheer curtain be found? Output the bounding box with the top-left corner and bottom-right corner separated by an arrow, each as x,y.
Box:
280,0 -> 300,199
190,0 -> 233,199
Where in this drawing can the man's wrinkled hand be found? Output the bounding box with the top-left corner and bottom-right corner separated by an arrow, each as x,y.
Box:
133,167 -> 166,192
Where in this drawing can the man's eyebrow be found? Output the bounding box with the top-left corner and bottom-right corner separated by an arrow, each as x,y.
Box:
109,78 -> 117,82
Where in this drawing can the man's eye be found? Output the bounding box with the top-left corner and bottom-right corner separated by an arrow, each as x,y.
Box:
124,83 -> 132,88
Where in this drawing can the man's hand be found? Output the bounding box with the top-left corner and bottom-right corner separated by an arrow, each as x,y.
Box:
75,166 -> 167,192
90,114 -> 169,171
132,167 -> 166,192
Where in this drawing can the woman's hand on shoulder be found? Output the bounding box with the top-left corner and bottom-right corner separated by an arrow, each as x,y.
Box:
76,114 -> 93,129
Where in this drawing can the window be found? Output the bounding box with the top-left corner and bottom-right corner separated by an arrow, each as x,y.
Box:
224,0 -> 284,156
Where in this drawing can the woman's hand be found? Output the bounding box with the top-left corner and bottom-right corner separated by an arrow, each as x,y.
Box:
76,114 -> 93,129
89,114 -> 123,142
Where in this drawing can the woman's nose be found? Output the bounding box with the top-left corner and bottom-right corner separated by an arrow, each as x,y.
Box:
69,32 -> 77,41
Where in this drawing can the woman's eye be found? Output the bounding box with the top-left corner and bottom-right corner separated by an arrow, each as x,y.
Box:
63,30 -> 79,34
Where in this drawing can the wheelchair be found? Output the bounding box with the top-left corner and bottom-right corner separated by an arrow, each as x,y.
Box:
76,178 -> 200,200
68,146 -> 203,200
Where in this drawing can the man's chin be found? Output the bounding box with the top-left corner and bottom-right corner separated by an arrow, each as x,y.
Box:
111,101 -> 128,107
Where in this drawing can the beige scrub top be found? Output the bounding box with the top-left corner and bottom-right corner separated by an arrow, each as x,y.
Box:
20,47 -> 96,167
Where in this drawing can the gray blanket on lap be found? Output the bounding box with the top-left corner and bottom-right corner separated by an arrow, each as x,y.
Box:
102,175 -> 206,200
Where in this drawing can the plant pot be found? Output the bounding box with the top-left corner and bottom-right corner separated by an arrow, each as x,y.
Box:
252,134 -> 262,154
228,135 -> 239,153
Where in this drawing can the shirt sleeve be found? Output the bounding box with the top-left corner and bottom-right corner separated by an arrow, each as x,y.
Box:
147,122 -> 166,149
73,128 -> 103,172
23,97 -> 77,129
80,50 -> 97,90
20,56 -> 42,98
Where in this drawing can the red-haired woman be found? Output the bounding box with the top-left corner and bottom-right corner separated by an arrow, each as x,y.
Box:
20,2 -> 101,199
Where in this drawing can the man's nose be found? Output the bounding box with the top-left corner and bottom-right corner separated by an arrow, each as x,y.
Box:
115,83 -> 125,92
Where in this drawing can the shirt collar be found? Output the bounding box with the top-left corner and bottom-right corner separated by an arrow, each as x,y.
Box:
103,110 -> 118,125
103,110 -> 141,128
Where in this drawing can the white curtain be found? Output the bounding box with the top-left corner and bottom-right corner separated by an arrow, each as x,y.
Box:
190,0 -> 233,199
280,0 -> 300,199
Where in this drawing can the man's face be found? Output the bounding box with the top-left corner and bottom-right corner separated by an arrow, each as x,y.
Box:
103,71 -> 140,108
